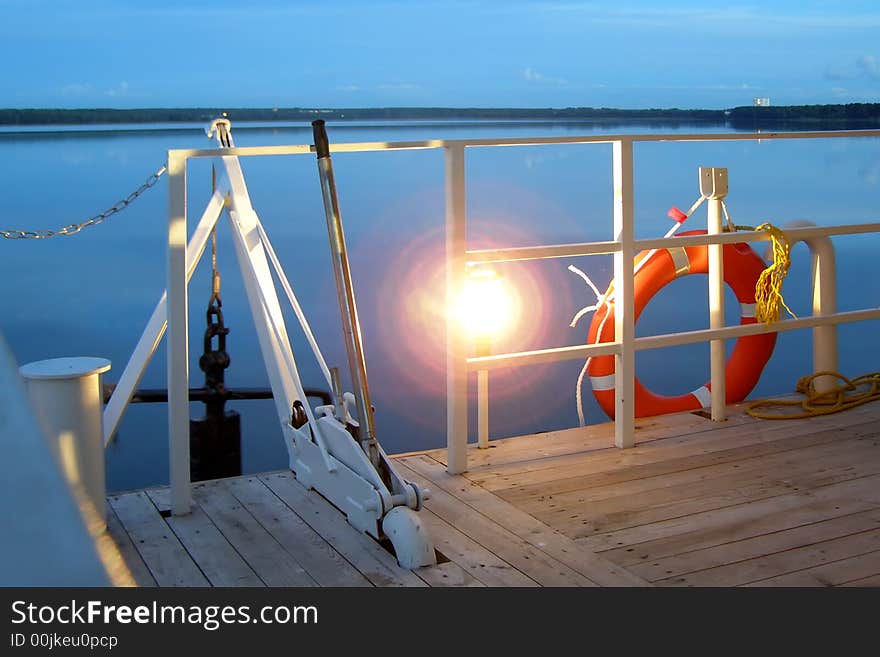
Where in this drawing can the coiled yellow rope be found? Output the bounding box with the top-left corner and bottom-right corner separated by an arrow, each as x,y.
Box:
746,371 -> 880,419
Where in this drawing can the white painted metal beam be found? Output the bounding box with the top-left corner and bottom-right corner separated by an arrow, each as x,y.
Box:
466,240 -> 621,264
612,140 -> 636,448
445,143 -> 469,474
702,168 -> 727,422
166,152 -> 191,516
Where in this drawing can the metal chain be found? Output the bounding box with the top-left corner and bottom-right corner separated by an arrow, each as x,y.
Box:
1,164 -> 167,239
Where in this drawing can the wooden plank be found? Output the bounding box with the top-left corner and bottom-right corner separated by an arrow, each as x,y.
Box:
659,528 -> 880,586
463,402 -> 879,490
580,473 -> 880,553
430,407 -> 757,471
398,454 -> 647,586
192,481 -> 317,587
260,472 -> 426,587
522,434 -> 878,525
493,415 -> 879,501
224,476 -> 371,587
395,461 -> 597,587
108,492 -> 209,587
100,503 -> 156,587
570,458 -> 879,541
629,508 -> 880,582
413,507 -> 539,587
541,440 -> 880,538
603,479 -> 880,566
416,561 -> 486,587
839,573 -> 880,587
146,488 -> 263,587
746,550 -> 880,587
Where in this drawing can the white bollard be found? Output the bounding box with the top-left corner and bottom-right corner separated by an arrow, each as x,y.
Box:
19,357 -> 111,534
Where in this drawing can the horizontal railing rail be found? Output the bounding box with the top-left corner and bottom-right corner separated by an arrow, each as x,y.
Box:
164,128 -> 880,478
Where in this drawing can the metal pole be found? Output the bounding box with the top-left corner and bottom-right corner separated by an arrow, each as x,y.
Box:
785,222 -> 839,394
167,151 -> 192,515
312,120 -> 379,465
811,239 -> 839,393
445,143 -> 469,472
612,140 -> 636,448
701,167 -> 727,422
476,337 -> 490,449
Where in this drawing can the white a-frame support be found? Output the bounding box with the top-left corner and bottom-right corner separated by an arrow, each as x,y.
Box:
102,121 -> 436,569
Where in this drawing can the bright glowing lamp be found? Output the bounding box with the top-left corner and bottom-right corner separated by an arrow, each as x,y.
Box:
454,268 -> 517,345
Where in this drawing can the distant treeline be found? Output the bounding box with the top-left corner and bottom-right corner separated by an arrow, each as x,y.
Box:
1,104 -> 879,128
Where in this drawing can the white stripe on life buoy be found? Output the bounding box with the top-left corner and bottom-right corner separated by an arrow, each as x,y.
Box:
589,373 -> 616,392
690,385 -> 711,408
666,246 -> 690,278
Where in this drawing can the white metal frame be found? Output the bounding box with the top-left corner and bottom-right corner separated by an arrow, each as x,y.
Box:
105,126 -> 437,572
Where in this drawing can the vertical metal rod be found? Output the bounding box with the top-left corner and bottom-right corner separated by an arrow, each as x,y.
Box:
807,235 -> 838,393
612,140 -> 635,449
167,152 -> 192,515
311,120 -> 378,464
477,370 -> 489,448
329,366 -> 345,419
476,337 -> 490,449
701,168 -> 727,422
445,143 -> 469,472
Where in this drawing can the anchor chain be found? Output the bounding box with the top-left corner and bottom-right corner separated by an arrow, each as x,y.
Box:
199,226 -> 231,415
1,164 -> 166,239
190,198 -> 241,483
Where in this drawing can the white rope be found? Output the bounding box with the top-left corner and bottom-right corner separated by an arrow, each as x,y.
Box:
256,222 -> 333,389
567,264 -> 608,426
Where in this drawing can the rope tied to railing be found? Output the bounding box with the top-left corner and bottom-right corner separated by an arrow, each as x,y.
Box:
1,164 -> 166,239
721,201 -> 797,325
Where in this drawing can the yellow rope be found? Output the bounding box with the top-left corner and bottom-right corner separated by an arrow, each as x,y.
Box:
734,222 -> 797,325
746,371 -> 880,419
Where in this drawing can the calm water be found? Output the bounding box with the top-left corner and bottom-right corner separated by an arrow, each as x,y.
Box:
2,119 -> 878,492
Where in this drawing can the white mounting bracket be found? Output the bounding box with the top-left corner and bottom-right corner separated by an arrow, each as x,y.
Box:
699,167 -> 728,200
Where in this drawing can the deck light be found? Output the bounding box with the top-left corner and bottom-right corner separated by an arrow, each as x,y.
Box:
454,268 -> 517,343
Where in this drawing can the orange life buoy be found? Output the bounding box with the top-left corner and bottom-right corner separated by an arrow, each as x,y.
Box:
586,230 -> 776,418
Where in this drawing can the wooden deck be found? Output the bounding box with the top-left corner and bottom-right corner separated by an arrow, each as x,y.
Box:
104,402 -> 880,587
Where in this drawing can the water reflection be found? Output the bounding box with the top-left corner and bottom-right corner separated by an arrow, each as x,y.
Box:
1,119 -> 878,491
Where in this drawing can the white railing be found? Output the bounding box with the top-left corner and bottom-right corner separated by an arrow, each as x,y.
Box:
165,129 -> 880,484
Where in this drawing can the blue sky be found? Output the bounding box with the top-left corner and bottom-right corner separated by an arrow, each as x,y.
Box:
2,0 -> 879,109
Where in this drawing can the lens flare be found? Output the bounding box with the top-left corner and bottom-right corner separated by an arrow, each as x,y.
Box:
453,269 -> 519,342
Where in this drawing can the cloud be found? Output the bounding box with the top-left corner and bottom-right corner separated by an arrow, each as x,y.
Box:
857,55 -> 880,80
522,67 -> 568,86
60,82 -> 94,96
104,81 -> 130,97
377,82 -> 421,91
485,3 -> 880,31
823,55 -> 880,83
336,84 -> 361,92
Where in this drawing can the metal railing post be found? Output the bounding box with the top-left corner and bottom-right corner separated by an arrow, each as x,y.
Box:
810,237 -> 839,392
613,140 -> 636,448
167,152 -> 192,515
701,168 -> 727,421
445,143 -> 469,472
476,336 -> 490,449
785,221 -> 839,393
